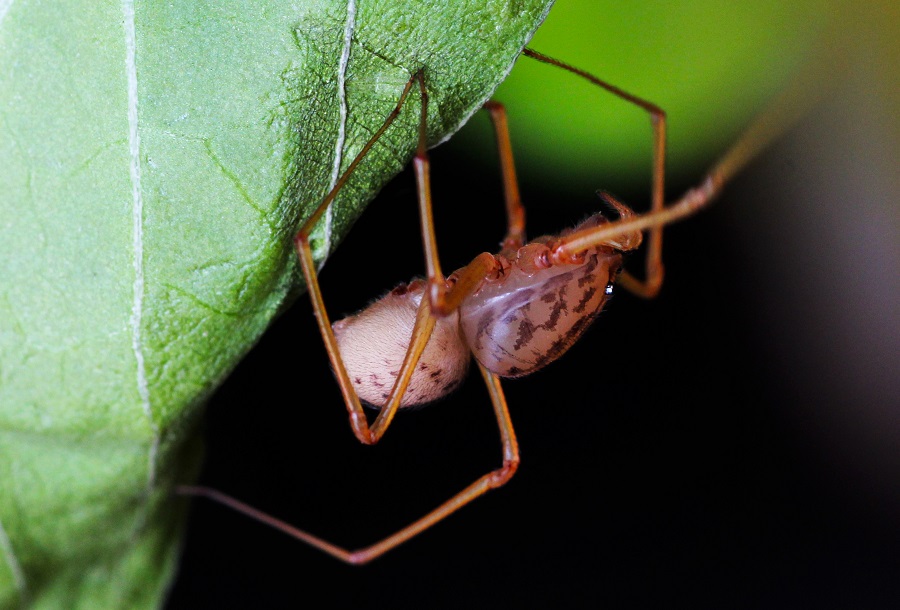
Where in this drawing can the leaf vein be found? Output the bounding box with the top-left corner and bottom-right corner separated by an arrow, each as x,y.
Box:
320,0 -> 357,265
203,140 -> 277,230
122,0 -> 159,499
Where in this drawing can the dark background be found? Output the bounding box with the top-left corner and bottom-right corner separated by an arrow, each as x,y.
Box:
167,71 -> 898,608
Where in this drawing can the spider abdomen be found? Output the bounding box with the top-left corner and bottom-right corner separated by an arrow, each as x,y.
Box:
332,281 -> 470,408
459,220 -> 622,378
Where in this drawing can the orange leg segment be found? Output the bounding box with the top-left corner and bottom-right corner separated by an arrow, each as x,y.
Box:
177,363 -> 518,565
547,51 -> 813,266
293,70 -> 429,445
483,101 -> 527,249
522,48 -> 668,298
522,47 -> 813,298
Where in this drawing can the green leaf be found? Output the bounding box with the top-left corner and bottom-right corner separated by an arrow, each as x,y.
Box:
0,0 -> 553,606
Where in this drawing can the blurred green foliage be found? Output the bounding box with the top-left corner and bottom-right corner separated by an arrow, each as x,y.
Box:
450,0 -> 832,195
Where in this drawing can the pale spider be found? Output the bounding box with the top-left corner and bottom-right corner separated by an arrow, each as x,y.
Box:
180,48 -> 801,564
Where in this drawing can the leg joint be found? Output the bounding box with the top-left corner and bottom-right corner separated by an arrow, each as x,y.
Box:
489,460 -> 520,489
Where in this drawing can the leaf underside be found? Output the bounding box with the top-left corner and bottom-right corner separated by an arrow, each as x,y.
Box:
0,0 -> 553,606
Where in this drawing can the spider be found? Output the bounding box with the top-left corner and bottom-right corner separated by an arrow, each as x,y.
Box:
179,47 -> 802,564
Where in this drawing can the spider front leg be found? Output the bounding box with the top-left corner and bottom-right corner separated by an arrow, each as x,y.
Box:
293,70 -> 445,445
523,49 -> 668,298
524,48 -> 811,287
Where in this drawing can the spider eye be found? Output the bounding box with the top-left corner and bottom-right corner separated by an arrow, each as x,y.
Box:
605,283 -> 614,296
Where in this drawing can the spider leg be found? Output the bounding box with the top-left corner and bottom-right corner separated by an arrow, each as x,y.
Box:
523,48 -> 667,298
338,364 -> 519,565
292,67 -> 508,443
549,67 -> 814,262
484,101 -> 527,249
176,362 -> 518,565
420,101 -> 526,317
293,70 -> 428,445
414,84 -> 508,318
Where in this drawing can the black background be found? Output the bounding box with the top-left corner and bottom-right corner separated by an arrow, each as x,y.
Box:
167,79 -> 899,608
